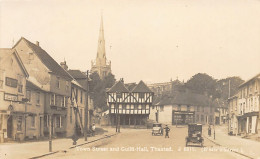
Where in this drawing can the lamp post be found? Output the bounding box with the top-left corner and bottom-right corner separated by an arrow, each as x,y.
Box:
84,70 -> 89,141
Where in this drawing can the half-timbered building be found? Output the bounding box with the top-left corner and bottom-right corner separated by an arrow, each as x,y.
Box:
107,80 -> 154,127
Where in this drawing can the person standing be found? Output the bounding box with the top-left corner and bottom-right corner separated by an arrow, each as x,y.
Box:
165,125 -> 170,138
208,125 -> 212,137
92,123 -> 96,136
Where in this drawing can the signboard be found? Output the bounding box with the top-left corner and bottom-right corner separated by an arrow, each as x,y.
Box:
4,93 -> 18,101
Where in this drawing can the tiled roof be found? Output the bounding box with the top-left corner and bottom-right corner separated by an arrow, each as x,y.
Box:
107,81 -> 129,93
68,70 -> 87,79
239,73 -> 260,87
131,80 -> 153,93
20,37 -> 73,80
26,80 -> 44,91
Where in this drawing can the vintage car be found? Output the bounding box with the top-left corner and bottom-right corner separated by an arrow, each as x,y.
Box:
152,123 -> 163,136
185,123 -> 204,147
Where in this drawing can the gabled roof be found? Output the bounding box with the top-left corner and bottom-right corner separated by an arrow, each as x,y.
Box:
131,80 -> 153,93
239,73 -> 260,88
0,49 -> 29,77
14,37 -> 73,80
107,81 -> 129,93
68,70 -> 87,79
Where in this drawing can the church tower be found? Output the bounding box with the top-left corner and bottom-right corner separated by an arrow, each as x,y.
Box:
91,15 -> 111,79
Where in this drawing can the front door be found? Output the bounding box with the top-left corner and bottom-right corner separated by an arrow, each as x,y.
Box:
40,117 -> 42,137
7,116 -> 13,138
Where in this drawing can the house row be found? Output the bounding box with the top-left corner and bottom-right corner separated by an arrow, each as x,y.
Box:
228,73 -> 260,135
0,37 -> 93,143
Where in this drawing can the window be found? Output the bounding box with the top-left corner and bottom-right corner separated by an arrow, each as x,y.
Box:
60,116 -> 64,127
50,94 -> 55,105
44,115 -> 49,127
61,96 -> 65,107
56,116 -> 61,128
139,93 -> 144,98
6,77 -> 17,88
160,105 -> 164,111
36,92 -> 40,104
187,105 -> 190,111
31,116 -> 35,128
196,115 -> 200,122
18,85 -> 23,93
56,77 -> 60,88
178,105 -> 181,111
70,107 -> 73,123
17,74 -> 23,93
29,53 -> 34,60
201,115 -> 204,122
17,116 -> 22,131
80,91 -> 83,103
142,105 -> 146,109
26,90 -> 31,102
65,81 -> 69,91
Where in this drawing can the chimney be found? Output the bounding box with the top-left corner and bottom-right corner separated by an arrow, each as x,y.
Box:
120,78 -> 124,84
60,61 -> 68,71
35,41 -> 39,46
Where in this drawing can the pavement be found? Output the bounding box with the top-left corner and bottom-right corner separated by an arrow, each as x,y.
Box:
203,125 -> 260,159
0,126 -> 116,159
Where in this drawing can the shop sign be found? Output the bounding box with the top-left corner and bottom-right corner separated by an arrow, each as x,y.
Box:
4,93 -> 18,101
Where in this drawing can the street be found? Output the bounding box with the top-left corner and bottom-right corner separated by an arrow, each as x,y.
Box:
44,126 -> 248,159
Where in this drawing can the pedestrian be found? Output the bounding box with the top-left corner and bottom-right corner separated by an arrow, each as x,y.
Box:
208,125 -> 211,137
165,125 -> 170,138
92,123 -> 96,136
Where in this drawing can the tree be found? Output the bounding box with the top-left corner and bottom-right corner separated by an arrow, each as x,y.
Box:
216,76 -> 244,100
185,73 -> 218,99
89,72 -> 116,111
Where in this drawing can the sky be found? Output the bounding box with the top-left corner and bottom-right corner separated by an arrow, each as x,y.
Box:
0,0 -> 260,83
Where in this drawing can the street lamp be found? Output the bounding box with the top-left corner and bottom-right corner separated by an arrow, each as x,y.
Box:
84,70 -> 89,141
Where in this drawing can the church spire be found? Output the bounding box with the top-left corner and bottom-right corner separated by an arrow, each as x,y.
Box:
96,14 -> 106,66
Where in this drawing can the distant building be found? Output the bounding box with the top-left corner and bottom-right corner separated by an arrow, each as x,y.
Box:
227,94 -> 239,135
107,80 -> 154,127
214,98 -> 228,125
150,89 -> 215,125
91,15 -> 111,79
148,79 -> 183,96
0,49 -> 29,142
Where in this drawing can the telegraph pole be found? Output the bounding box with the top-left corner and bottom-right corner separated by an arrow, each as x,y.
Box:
84,71 -> 89,141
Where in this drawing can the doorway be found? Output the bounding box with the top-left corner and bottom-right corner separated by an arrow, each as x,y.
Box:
7,116 -> 13,138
